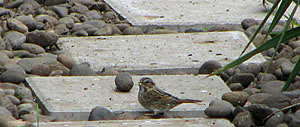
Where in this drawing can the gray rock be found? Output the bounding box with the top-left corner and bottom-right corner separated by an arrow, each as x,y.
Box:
115,72 -> 134,92
49,6 -> 68,18
20,43 -> 46,54
69,13 -> 87,22
4,89 -> 15,95
247,63 -> 261,76
89,106 -> 117,120
72,29 -> 88,36
31,64 -> 51,76
260,80 -> 285,94
232,111 -> 255,127
69,63 -> 97,76
265,111 -> 284,127
15,15 -> 40,31
18,53 -> 69,75
241,18 -> 258,29
232,106 -> 247,117
44,0 -> 67,6
123,27 -> 144,35
26,30 -> 58,49
0,52 -> 10,66
57,54 -> 75,69
15,86 -> 33,100
295,110 -> 300,120
0,37 -> 5,50
13,50 -> 36,58
256,72 -> 277,81
280,61 -> 295,76
204,100 -> 233,118
245,25 -> 260,37
0,68 -> 25,84
82,19 -> 106,28
220,72 -> 230,81
17,103 -> 33,116
103,11 -> 118,23
115,23 -> 130,32
246,104 -> 273,124
291,55 -> 300,64
282,89 -> 300,99
199,60 -> 222,74
207,24 -> 230,32
277,45 -> 294,59
94,25 -> 113,36
247,93 -> 290,109
71,23 -> 94,34
0,115 -> 16,127
229,83 -> 244,91
58,17 -> 74,29
7,18 -> 28,33
54,24 -> 69,35
261,61 -> 280,74
222,91 -> 249,106
294,47 -> 300,56
0,107 -> 12,117
35,14 -> 58,27
85,10 -> 103,20
0,83 -> 18,90
7,95 -> 20,105
226,73 -> 255,88
285,113 -> 300,127
262,24 -> 284,34
3,31 -> 26,49
69,2 -> 89,14
17,3 -> 34,15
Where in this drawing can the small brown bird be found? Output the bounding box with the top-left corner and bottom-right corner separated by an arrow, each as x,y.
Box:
138,77 -> 202,115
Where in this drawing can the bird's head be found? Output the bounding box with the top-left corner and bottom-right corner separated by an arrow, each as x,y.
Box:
138,77 -> 155,91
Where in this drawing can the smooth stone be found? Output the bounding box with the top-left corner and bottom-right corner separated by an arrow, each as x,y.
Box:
31,64 -> 51,76
115,23 -> 130,31
93,25 -> 113,36
241,18 -> 258,30
226,73 -> 255,88
0,37 -> 5,50
26,30 -> 58,49
17,3 -> 34,15
20,43 -> 46,54
0,107 -> 12,117
289,40 -> 300,49
110,25 -> 122,35
49,6 -> 68,18
0,52 -> 11,66
85,10 -> 103,20
285,114 -> 300,127
265,111 -> 284,127
21,113 -> 53,122
246,63 -> 261,76
256,72 -> 277,81
58,17 -> 75,29
7,95 -> 20,105
15,86 -> 33,100
88,106 -> 117,120
207,24 -> 230,32
115,72 -> 134,92
13,50 -> 36,58
277,45 -> 294,59
229,83 -> 244,91
72,30 -> 89,36
4,89 -> 15,95
15,14 -> 39,31
222,91 -> 249,106
232,111 -> 255,127
54,24 -> 69,35
247,93 -> 290,109
0,68 -> 25,84
103,11 -> 118,23
35,14 -> 58,27
69,2 -> 89,14
0,83 -> 18,90
57,54 -> 75,69
7,18 -> 28,33
69,63 -> 97,76
0,115 -> 16,127
44,0 -> 67,6
17,103 -> 34,116
243,87 -> 261,96
282,89 -> 300,99
246,104 -> 273,125
3,31 -> 26,49
261,61 -> 280,74
280,61 -> 295,76
204,100 -> 234,118
260,80 -> 285,94
199,60 -> 222,74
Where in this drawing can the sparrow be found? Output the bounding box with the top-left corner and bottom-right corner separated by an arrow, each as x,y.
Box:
138,77 -> 202,115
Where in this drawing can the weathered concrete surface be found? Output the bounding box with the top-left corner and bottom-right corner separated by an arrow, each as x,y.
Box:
59,32 -> 266,74
26,75 -> 230,121
104,0 -> 300,32
31,118 -> 234,127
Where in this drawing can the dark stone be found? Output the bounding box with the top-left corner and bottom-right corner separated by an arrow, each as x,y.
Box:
204,100 -> 233,118
89,106 -> 117,120
246,104 -> 273,125
3,31 -> 26,49
199,60 -> 222,74
115,72 -> 134,92
226,73 -> 255,88
232,111 -> 255,127
248,93 -> 290,109
222,91 -> 249,106
241,18 -> 258,29
69,62 -> 97,76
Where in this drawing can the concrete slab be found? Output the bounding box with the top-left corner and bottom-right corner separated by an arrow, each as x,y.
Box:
59,32 -> 266,74
26,75 -> 230,121
104,0 -> 300,32
31,118 -> 234,127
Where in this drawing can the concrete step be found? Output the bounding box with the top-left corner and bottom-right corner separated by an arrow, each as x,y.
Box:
104,0 -> 300,32
30,118 -> 234,127
59,32 -> 266,75
26,75 -> 231,121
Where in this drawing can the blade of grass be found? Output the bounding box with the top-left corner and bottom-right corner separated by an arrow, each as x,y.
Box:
264,0 -> 298,74
240,0 -> 281,56
212,26 -> 300,75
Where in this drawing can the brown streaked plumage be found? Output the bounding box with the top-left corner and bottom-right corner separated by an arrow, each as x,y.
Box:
138,77 -> 202,114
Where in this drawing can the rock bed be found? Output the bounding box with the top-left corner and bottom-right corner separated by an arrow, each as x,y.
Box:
0,0 -> 299,126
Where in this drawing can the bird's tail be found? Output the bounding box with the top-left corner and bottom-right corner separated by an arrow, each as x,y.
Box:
179,99 -> 203,104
